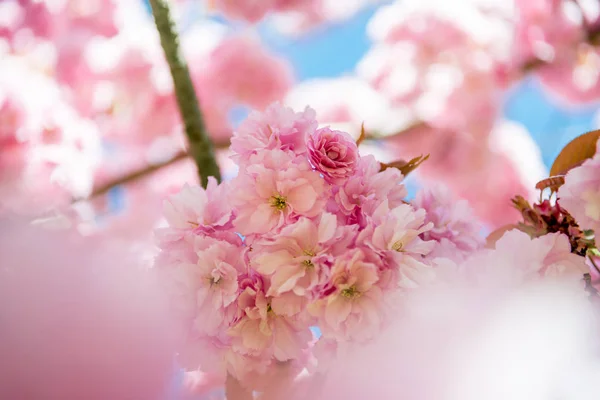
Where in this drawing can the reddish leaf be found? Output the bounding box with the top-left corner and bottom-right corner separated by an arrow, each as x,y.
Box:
381,154 -> 430,176
550,130 -> 600,176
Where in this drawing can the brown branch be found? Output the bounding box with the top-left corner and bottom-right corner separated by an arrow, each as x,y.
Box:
74,150 -> 188,202
80,138 -> 231,201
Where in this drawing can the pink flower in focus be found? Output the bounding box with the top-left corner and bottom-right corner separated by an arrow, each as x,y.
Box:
559,138 -> 600,234
228,284 -> 312,362
251,213 -> 354,297
357,201 -> 436,290
412,185 -> 484,262
308,249 -> 383,342
307,127 -> 359,184
192,239 -> 245,336
231,150 -> 327,236
230,103 -> 318,165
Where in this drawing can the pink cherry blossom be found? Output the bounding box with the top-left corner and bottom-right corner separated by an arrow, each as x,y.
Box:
231,150 -> 327,236
412,185 -> 485,262
357,200 -> 436,290
465,230 -> 588,288
308,248 -> 384,342
200,35 -> 294,111
162,178 -> 234,232
307,127 -> 359,184
250,213 -> 355,297
230,103 -> 318,165
332,155 -> 407,227
228,283 -> 312,363
559,138 -> 600,234
192,239 -> 245,336
358,0 -> 510,138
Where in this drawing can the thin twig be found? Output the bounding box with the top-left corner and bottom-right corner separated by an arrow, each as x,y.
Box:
148,0 -> 221,188
74,150 -> 189,202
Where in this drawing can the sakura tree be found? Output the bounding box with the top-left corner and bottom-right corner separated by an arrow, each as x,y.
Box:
1,0 -> 600,399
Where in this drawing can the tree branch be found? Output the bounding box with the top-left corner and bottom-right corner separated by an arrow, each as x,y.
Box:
74,150 -> 189,202
148,0 -> 221,188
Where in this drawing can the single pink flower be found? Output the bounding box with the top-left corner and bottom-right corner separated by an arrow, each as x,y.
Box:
157,237 -> 245,337
228,285 -> 312,363
307,127 -> 359,184
357,200 -> 436,290
231,149 -> 327,236
559,138 -> 600,234
308,249 -> 383,342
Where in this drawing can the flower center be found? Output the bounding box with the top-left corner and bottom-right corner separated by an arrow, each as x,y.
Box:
327,150 -> 339,160
302,259 -> 314,268
270,194 -> 287,211
392,240 -> 404,252
341,285 -> 360,299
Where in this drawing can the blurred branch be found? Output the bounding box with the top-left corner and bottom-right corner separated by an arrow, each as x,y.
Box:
76,150 -> 189,202
80,138 -> 232,202
148,0 -> 221,188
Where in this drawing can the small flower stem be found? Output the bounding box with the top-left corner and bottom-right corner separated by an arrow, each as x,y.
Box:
148,0 -> 221,188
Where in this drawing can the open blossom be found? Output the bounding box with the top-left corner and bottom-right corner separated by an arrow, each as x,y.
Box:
162,178 -> 234,232
193,239 -> 245,336
230,103 -> 318,165
309,249 -> 384,342
332,155 -> 407,227
413,185 -> 484,262
559,138 -> 600,234
358,200 -> 436,290
307,127 -> 359,184
251,213 -> 355,297
231,150 -> 327,236
228,283 -> 312,362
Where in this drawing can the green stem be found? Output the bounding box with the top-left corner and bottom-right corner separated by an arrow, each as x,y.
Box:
148,0 -> 221,188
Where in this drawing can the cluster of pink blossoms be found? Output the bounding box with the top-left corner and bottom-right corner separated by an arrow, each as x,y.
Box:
155,103 -> 442,389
